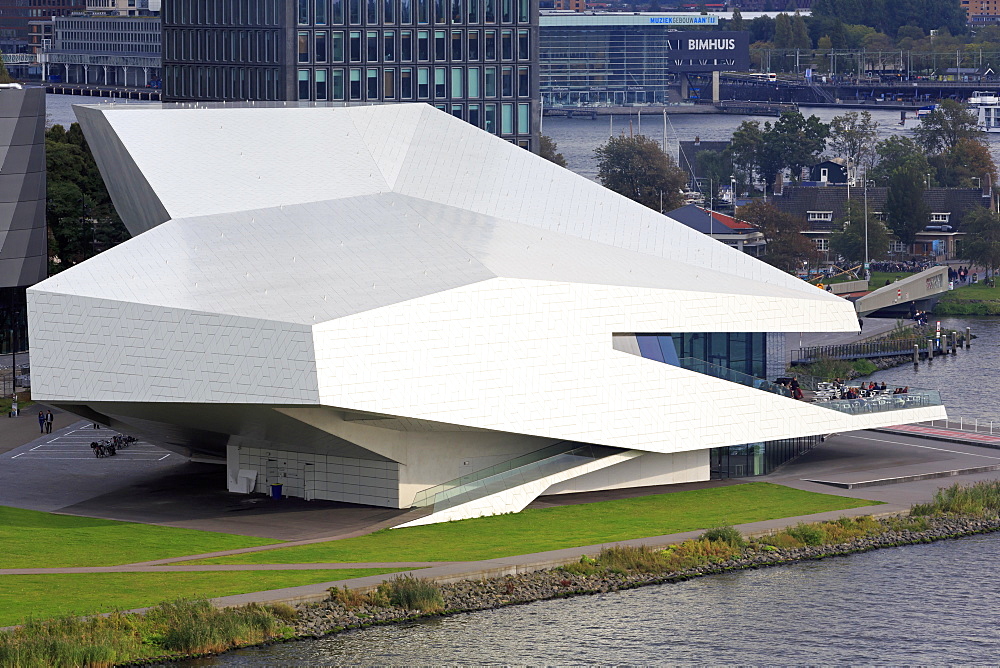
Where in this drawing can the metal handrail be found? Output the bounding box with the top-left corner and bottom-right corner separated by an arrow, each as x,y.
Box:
676,357 -> 792,397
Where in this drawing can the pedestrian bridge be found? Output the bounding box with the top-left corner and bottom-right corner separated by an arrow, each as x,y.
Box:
854,266 -> 949,317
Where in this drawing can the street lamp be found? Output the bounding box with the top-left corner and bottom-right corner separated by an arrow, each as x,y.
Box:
864,179 -> 875,280
730,176 -> 737,204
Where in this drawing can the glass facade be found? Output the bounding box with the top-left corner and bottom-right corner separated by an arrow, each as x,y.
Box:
0,287 -> 28,357
163,0 -> 538,150
710,437 -> 820,480
635,332 -> 767,379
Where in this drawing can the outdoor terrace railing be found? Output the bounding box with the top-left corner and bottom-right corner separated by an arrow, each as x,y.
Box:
791,337 -> 953,364
816,388 -> 942,416
677,357 -> 792,398
411,442 -> 623,513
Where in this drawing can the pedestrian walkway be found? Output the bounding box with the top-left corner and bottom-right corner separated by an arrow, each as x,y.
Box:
875,423 -> 1000,448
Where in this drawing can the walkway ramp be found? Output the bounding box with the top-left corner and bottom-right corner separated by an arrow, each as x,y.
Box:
854,266 -> 949,316
396,443 -> 642,528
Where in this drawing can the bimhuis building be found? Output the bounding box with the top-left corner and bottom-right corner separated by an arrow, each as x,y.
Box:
161,0 -> 538,149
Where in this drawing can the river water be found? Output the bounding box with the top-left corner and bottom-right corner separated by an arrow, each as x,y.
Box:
45,94 -> 999,664
194,532 -> 1000,665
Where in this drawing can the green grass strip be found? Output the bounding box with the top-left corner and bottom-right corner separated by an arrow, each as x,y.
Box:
185,483 -> 880,565
0,569 -> 407,627
0,506 -> 281,568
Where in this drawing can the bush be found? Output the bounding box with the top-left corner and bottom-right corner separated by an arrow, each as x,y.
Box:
784,523 -> 825,546
911,480 -> 1000,517
329,585 -> 370,610
701,525 -> 746,548
377,576 -> 444,613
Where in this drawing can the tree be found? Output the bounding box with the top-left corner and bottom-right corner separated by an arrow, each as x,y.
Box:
962,208 -> 1000,278
829,199 -> 892,265
737,200 -> 817,273
913,99 -> 981,154
869,136 -> 930,184
595,134 -> 687,212
883,164 -> 930,245
539,135 -> 567,168
828,111 -> 879,178
773,13 -> 792,49
729,120 -> 765,188
730,8 -> 745,32
694,150 -> 733,202
46,122 -> 129,273
931,137 -> 998,188
790,13 -> 811,49
769,111 -> 829,182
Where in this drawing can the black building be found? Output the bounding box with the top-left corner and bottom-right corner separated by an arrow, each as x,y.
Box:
162,0 -> 539,150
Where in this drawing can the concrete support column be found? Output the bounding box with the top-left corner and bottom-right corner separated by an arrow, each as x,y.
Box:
712,71 -> 720,102
680,75 -> 689,100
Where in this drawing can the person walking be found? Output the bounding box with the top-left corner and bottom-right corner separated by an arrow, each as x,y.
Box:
45,410 -> 53,434
37,411 -> 45,434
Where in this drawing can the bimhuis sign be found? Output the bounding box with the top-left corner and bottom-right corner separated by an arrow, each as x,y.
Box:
663,31 -> 750,73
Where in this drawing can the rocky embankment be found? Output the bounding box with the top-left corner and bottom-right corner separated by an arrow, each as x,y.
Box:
293,515 -> 1000,638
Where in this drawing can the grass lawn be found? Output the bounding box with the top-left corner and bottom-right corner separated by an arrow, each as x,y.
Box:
938,281 -> 1000,301
0,569 -> 407,627
184,483 -> 880,566
0,506 -> 282,568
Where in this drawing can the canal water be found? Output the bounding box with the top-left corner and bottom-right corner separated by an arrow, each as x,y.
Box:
192,532 -> 1000,665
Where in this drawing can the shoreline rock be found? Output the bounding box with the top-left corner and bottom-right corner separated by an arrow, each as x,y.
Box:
290,514 -> 1000,639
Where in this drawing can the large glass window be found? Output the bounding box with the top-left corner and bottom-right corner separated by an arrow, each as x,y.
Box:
517,29 -> 528,59
517,65 -> 528,96
367,31 -> 379,61
349,0 -> 361,22
417,66 -> 429,97
501,65 -> 512,96
401,67 -> 413,97
467,30 -> 479,60
484,103 -> 496,132
434,66 -> 447,97
451,67 -> 463,97
316,0 -> 328,24
349,67 -> 362,98
383,68 -> 396,97
468,103 -> 480,126
298,31 -> 310,63
367,68 -> 379,98
484,66 -> 496,96
332,69 -> 345,99
501,0 -> 511,22
467,67 -> 480,97
417,30 -> 429,60
467,0 -> 479,23
517,102 -> 528,134
451,103 -> 463,119
451,30 -> 462,60
298,0 -> 310,24
485,29 -> 496,59
451,0 -> 462,22
331,0 -> 344,23
518,0 -> 528,22
315,32 -> 328,62
384,30 -> 396,60
367,0 -> 379,23
400,30 -> 413,60
298,69 -> 310,99
332,31 -> 344,60
501,102 -> 513,134
417,0 -> 429,23
435,30 -> 447,60
315,69 -> 328,99
400,0 -> 412,22
484,0 -> 495,22
384,0 -> 395,22
434,0 -> 446,23
500,29 -> 512,59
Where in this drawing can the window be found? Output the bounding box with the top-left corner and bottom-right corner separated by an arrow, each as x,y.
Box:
813,238 -> 829,251
807,211 -> 833,222
517,65 -> 528,96
417,30 -> 429,60
367,31 -> 379,61
400,67 -> 413,97
434,67 -> 447,97
517,29 -> 528,59
501,102 -> 513,134
484,103 -> 496,132
384,0 -> 395,22
384,30 -> 395,60
315,32 -> 328,62
367,68 -> 379,98
400,0 -> 412,22
451,103 -> 463,119
298,0 -> 310,24
349,0 -> 361,22
417,66 -> 429,97
468,0 -> 479,23
332,69 -> 345,98
485,30 -> 496,59
367,0 -> 379,23
484,0 -> 495,22
316,0 -> 328,24
467,67 -> 480,97
400,30 -> 413,60
349,67 -> 361,98
468,103 -> 480,127
332,0 -> 345,23
931,213 -> 951,223
517,102 -> 528,134
451,30 -> 462,60
383,68 -> 396,97
435,30 -> 446,60
349,31 -> 361,61
890,240 -> 908,253
298,69 -> 310,99
467,30 -> 479,60
484,66 -> 496,96
315,69 -> 328,99
451,67 -> 463,97
500,29 -> 512,59
501,65 -> 512,96
332,32 -> 344,61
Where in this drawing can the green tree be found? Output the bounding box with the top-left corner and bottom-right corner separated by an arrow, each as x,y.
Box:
45,123 -> 129,273
828,111 -> 879,178
869,136 -> 930,184
790,13 -> 811,49
539,135 -> 567,168
931,137 -> 998,188
883,164 -> 930,245
729,120 -> 765,188
829,199 -> 892,264
736,200 -> 817,273
962,208 -> 1000,278
731,8 -> 745,31
913,99 -> 981,154
595,134 -> 687,212
694,149 -> 734,202
769,111 -> 830,182
774,13 -> 792,49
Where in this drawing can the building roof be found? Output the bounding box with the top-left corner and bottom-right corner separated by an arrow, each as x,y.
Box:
667,203 -> 756,233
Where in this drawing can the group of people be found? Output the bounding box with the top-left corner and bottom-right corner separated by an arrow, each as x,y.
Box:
949,266 -> 978,284
828,380 -> 907,400
870,260 -> 932,274
37,410 -> 53,434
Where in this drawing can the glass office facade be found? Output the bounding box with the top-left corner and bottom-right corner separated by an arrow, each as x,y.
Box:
164,0 -> 538,150
710,436 -> 820,479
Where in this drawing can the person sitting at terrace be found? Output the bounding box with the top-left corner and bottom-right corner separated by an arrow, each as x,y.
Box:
880,382 -> 887,392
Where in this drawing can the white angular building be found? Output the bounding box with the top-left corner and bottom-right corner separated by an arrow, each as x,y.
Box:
27,102 -> 945,526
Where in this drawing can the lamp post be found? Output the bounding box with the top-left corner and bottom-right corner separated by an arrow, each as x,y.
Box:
730,175 -> 736,206
865,179 -> 875,280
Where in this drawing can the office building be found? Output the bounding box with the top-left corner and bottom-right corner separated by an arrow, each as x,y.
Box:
162,0 -> 538,149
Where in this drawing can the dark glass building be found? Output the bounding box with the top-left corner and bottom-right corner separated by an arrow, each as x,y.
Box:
162,0 -> 538,149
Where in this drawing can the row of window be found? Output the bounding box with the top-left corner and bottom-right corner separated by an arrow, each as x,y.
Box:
813,238 -> 927,254
297,28 -> 529,64
164,28 -> 280,65
164,0 -> 283,28
165,64 -> 283,101
297,0 -> 531,27
807,210 -> 951,222
296,65 -> 529,101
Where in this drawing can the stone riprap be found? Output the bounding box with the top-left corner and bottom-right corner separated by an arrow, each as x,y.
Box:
293,515 -> 1000,638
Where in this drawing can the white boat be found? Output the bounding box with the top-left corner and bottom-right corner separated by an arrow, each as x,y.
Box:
968,92 -> 1000,132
